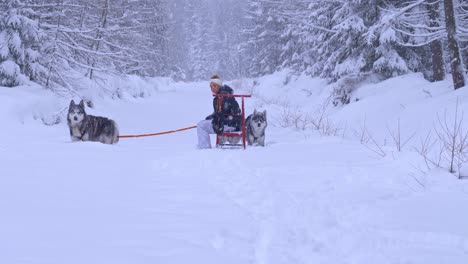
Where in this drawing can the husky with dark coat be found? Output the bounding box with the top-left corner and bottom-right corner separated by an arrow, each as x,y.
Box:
67,100 -> 119,144
246,109 -> 267,146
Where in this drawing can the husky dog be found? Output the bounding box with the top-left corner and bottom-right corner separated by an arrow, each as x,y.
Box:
67,100 -> 119,144
246,109 -> 267,146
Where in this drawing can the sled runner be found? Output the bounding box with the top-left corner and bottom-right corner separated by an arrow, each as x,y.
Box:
213,94 -> 251,149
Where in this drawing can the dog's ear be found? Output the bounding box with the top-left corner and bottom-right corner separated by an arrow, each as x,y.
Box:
69,100 -> 75,108
254,109 -> 257,115
263,110 -> 267,118
79,100 -> 85,108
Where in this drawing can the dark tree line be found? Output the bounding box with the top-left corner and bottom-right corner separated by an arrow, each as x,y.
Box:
1,0 -> 168,90
1,0 -> 467,90
242,0 -> 467,89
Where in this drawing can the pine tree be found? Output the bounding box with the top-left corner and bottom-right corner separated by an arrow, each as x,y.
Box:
277,0 -> 458,84
184,0 -> 211,80
0,0 -> 41,87
268,0 -> 307,74
288,0 -> 342,77
115,0 -> 169,77
164,0 -> 190,80
276,1 -> 412,81
205,0 -> 246,80
31,0 -> 169,90
34,0 -> 95,89
374,1 -> 437,80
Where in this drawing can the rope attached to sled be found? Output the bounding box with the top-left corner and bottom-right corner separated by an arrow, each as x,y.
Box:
118,125 -> 197,138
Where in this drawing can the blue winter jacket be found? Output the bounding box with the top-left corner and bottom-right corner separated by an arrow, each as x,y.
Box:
205,85 -> 242,133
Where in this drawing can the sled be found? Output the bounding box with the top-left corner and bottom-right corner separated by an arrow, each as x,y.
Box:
214,94 -> 251,149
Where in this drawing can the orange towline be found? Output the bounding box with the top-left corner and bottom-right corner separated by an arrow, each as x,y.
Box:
118,125 -> 197,138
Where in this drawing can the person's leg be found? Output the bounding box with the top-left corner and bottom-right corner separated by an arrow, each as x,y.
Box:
197,120 -> 238,149
197,120 -> 214,149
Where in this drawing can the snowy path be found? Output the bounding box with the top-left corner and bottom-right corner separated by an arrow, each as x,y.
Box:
1,83 -> 468,263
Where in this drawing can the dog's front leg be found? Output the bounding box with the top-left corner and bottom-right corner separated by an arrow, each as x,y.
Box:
257,135 -> 265,146
247,134 -> 254,145
71,136 -> 81,142
81,133 -> 90,141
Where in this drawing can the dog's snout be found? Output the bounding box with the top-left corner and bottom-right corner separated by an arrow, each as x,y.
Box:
257,123 -> 261,127
73,116 -> 78,121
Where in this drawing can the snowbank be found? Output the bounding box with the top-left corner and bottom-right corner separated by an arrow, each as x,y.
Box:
0,75 -> 179,129
246,71 -> 468,172
1,72 -> 468,264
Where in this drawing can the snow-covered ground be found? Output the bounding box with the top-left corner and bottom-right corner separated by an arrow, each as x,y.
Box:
1,73 -> 468,264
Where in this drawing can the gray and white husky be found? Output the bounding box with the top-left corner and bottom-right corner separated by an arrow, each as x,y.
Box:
67,100 -> 119,144
246,109 -> 267,146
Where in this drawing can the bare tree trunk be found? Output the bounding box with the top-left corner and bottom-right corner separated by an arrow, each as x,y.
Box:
427,0 -> 445,81
79,4 -> 87,30
89,0 -> 109,80
461,1 -> 468,72
45,0 -> 64,88
443,0 -> 466,89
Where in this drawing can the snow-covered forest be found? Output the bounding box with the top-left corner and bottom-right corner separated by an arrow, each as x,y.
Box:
1,0 -> 467,89
2,1 -> 468,263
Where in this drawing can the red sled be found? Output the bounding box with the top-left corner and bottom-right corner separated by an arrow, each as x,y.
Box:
213,94 -> 251,149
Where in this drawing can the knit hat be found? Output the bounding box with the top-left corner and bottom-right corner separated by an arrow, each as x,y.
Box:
210,75 -> 223,86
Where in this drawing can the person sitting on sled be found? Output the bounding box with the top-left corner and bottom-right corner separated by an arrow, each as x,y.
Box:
197,74 -> 241,149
